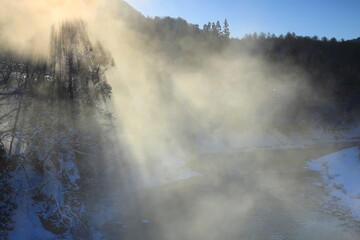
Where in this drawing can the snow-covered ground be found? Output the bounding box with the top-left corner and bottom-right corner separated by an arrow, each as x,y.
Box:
306,147 -> 360,221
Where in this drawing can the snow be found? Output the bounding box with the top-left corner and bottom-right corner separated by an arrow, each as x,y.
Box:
7,168 -> 58,240
6,139 -> 83,240
306,147 -> 360,221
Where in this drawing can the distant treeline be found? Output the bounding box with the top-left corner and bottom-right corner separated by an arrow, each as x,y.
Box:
239,32 -> 360,107
143,16 -> 360,125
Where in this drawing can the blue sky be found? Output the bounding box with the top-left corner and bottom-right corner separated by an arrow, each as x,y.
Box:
126,0 -> 360,40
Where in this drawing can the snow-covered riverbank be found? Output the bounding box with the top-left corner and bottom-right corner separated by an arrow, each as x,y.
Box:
306,147 -> 360,221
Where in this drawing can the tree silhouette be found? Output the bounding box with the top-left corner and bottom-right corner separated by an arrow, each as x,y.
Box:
223,19 -> 230,38
215,21 -> 222,35
203,23 -> 210,32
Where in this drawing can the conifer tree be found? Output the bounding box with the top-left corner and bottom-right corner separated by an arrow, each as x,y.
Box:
215,21 -> 222,35
206,22 -> 211,32
223,19 -> 230,38
211,22 -> 216,32
203,24 -> 210,32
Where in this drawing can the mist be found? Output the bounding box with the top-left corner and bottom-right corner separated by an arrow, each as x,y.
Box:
0,0 -> 359,239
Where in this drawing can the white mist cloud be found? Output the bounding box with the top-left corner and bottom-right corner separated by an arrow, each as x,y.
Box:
0,2 -> 329,239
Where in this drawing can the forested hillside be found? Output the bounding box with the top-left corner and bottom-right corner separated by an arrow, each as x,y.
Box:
138,16 -> 360,129
241,33 -> 360,107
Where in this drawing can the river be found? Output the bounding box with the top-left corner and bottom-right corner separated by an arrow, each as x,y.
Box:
100,142 -> 360,240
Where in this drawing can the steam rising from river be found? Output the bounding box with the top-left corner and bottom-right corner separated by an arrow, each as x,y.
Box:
0,0 -> 325,238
